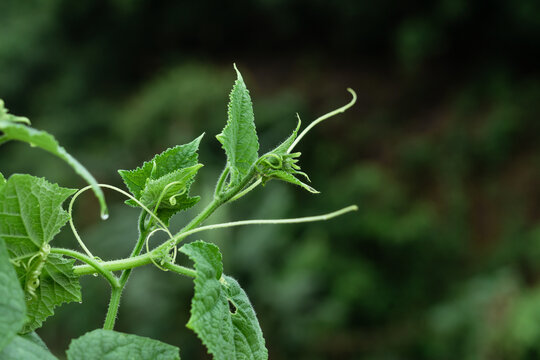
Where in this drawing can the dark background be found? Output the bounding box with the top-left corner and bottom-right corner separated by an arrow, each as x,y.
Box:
1,1 -> 540,359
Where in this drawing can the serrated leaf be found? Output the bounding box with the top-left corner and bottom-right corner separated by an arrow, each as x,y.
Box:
139,164 -> 203,225
180,240 -> 268,360
0,100 -> 107,217
66,329 -> 180,360
19,254 -> 81,333
118,134 -> 203,199
0,174 -> 76,259
139,164 -> 202,209
216,65 -> 259,186
0,174 -> 81,332
263,170 -> 319,194
0,335 -> 57,360
0,238 -> 26,351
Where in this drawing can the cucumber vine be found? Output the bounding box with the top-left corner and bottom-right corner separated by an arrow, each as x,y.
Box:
0,65 -> 357,360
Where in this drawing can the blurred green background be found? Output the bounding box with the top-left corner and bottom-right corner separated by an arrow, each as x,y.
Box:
1,0 -> 540,359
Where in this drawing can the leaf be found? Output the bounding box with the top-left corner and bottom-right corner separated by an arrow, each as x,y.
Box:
0,100 -> 107,218
139,164 -> 203,225
19,254 -> 82,333
0,172 -> 5,186
180,240 -> 268,360
0,174 -> 76,259
0,335 -> 57,360
0,174 -> 81,332
263,170 -> 319,194
21,332 -> 50,351
216,65 -> 259,186
118,134 -> 203,199
139,164 -> 202,209
0,238 -> 26,352
66,329 -> 180,360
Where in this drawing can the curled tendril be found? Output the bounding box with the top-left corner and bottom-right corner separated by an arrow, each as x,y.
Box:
25,243 -> 51,298
259,153 -> 283,170
154,181 -> 187,210
68,184 -> 174,260
145,227 -> 177,271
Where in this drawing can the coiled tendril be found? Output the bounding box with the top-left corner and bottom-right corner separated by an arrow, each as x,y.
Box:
25,243 -> 51,299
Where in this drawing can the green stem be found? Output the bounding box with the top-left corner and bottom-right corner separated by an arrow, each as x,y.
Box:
119,212 -> 150,286
50,248 -> 119,288
230,177 -> 261,202
104,212 -> 151,330
162,262 -> 196,278
214,166 -> 230,197
74,253 -> 153,276
103,287 -> 122,330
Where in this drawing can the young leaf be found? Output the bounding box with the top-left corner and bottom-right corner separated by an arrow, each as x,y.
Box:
139,164 -> 202,209
0,336 -> 57,360
262,170 -> 319,194
139,164 -> 203,225
0,100 -> 107,218
66,329 -> 180,360
0,238 -> 26,352
0,175 -> 81,332
118,134 -> 203,199
180,240 -> 268,360
216,65 -> 259,187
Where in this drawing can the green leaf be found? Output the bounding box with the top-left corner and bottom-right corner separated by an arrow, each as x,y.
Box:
216,65 -> 259,186
0,335 -> 57,360
263,170 -> 319,194
139,164 -> 203,225
0,238 -> 26,351
118,134 -> 203,199
180,240 -> 268,360
66,329 -> 180,360
0,101 -> 107,218
20,254 -> 81,333
0,172 -> 5,186
21,332 -> 50,351
0,174 -> 81,332
0,174 -> 76,258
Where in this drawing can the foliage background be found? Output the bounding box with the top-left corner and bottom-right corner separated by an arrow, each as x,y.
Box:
1,1 -> 540,359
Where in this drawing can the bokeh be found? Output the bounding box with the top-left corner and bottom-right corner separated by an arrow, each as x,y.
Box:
1,1 -> 540,359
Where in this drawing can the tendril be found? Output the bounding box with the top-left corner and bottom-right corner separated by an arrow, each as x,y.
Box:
25,243 -> 50,298
145,227 -> 177,271
287,88 -> 357,153
68,184 -> 174,259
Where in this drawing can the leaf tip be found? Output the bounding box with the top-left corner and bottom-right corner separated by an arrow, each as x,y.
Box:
233,63 -> 243,81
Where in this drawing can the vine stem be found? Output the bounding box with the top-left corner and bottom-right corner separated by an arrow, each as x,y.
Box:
50,248 -> 119,288
72,205 -> 358,276
103,288 -> 122,330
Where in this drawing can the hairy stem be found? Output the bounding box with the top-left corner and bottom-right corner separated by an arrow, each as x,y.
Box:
50,247 -> 119,288
214,166 -> 230,197
162,262 -> 197,278
103,287 -> 122,330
